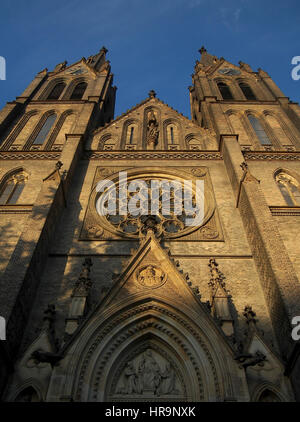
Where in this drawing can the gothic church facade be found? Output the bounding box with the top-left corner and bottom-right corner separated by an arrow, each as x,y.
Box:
0,46 -> 300,402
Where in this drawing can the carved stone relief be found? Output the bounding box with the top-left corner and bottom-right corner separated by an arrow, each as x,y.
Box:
110,347 -> 185,400
135,265 -> 167,289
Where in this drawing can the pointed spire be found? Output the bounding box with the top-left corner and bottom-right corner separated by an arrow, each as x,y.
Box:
208,259 -> 234,336
238,61 -> 253,73
42,304 -> 56,333
240,161 -> 260,184
197,47 -> 219,67
73,258 -> 93,296
243,305 -> 258,327
208,258 -> 228,296
100,46 -> 108,55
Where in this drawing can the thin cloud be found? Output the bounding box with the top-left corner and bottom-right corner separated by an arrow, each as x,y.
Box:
219,6 -> 242,30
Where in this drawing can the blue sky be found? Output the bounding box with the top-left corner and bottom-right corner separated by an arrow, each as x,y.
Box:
0,0 -> 300,119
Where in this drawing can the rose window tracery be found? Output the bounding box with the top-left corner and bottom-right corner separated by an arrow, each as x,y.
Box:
94,172 -> 215,239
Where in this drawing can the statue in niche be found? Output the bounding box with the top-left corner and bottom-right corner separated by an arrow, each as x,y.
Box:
157,362 -> 176,395
123,361 -> 139,394
146,110 -> 159,148
137,349 -> 161,393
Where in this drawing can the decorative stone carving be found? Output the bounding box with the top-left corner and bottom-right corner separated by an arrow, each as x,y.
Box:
64,258 -> 93,338
191,167 -> 207,177
244,151 -> 300,161
73,258 -> 93,297
87,224 -> 103,238
200,226 -> 219,239
235,350 -> 266,369
240,161 -> 260,184
83,151 -> 223,160
115,348 -> 181,397
146,110 -> 159,149
208,259 -> 233,336
53,61 -> 67,72
238,61 -> 253,72
136,265 -> 166,289
243,305 -> 257,326
208,258 -> 228,296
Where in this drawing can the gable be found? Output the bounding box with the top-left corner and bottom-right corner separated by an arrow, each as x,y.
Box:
89,96 -> 217,150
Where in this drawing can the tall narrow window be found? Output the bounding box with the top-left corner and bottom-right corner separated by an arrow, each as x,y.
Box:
239,82 -> 256,100
47,83 -> 66,100
166,124 -> 177,145
170,127 -> 174,144
275,172 -> 300,206
0,172 -> 27,205
217,82 -> 233,100
125,124 -> 137,145
129,127 -> 134,144
32,114 -> 56,145
70,82 -> 87,100
248,115 -> 271,145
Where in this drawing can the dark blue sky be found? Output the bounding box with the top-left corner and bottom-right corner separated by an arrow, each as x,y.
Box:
0,0 -> 300,119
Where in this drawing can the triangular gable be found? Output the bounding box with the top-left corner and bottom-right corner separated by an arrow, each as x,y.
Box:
48,58 -> 98,80
92,95 -> 215,138
207,59 -> 257,80
97,231 -> 206,312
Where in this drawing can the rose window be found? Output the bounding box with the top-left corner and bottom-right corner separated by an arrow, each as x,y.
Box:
93,171 -> 215,239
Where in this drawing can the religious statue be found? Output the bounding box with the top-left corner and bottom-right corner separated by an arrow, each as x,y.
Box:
137,349 -> 161,393
116,349 -> 180,397
157,362 -> 176,395
137,265 -> 165,288
147,111 -> 159,148
124,361 -> 138,394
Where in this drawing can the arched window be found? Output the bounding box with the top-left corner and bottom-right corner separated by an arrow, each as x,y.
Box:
32,114 -> 57,145
239,82 -> 256,100
129,127 -> 134,144
217,82 -> 233,100
275,171 -> 300,206
0,171 -> 27,205
70,82 -> 87,100
228,113 -> 250,145
47,83 -> 66,100
99,135 -> 116,150
248,115 -> 271,145
166,124 -> 178,145
265,114 -> 293,146
125,123 -> 138,145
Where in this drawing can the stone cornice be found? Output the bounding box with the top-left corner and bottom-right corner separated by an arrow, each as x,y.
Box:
0,204 -> 33,213
244,151 -> 300,161
0,151 -> 61,160
269,206 -> 300,216
83,150 -> 222,160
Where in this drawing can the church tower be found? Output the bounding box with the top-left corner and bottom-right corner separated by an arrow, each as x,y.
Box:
0,47 -> 300,402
